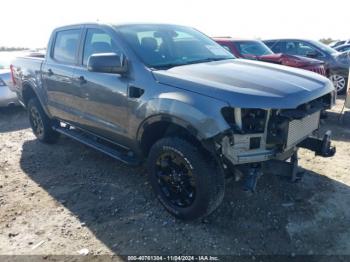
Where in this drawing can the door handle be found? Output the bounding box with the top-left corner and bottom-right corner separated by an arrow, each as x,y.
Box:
47,69 -> 53,76
129,86 -> 144,98
78,76 -> 87,84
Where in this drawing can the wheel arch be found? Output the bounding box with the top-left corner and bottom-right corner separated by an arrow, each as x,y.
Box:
22,81 -> 38,106
137,114 -> 216,157
21,81 -> 51,117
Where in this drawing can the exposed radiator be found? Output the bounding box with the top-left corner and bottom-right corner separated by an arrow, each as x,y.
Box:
287,111 -> 320,148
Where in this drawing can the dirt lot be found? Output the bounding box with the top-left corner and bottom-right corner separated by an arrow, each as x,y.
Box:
0,98 -> 350,260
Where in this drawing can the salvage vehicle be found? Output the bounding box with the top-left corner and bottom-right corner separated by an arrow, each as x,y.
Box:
213,38 -> 326,76
11,23 -> 336,220
264,39 -> 350,94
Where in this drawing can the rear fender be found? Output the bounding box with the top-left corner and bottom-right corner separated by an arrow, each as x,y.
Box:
22,80 -> 52,118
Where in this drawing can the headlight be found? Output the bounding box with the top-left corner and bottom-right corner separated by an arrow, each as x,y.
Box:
241,109 -> 267,133
221,107 -> 267,133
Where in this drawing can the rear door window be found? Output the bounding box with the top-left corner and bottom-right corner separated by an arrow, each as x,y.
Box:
53,29 -> 81,64
285,41 -> 299,55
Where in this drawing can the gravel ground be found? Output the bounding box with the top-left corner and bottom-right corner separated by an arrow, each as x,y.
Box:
0,97 -> 350,260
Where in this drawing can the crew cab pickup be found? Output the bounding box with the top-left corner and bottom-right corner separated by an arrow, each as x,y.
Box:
11,23 -> 336,220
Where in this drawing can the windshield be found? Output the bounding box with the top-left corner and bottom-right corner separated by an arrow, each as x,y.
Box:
116,24 -> 234,69
310,40 -> 339,55
235,41 -> 273,56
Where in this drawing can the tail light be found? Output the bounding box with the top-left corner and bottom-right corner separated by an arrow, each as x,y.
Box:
10,64 -> 16,85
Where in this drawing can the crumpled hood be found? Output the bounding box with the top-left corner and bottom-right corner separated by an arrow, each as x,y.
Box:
258,53 -> 323,67
153,59 -> 334,109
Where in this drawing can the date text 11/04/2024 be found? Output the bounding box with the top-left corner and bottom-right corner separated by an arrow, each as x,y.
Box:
127,255 -> 219,261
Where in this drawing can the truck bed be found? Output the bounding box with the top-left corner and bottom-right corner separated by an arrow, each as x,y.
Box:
10,56 -> 44,97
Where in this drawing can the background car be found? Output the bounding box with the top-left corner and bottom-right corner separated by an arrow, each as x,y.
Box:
0,51 -> 24,107
329,40 -> 350,48
264,39 -> 350,94
335,44 -> 350,53
214,38 -> 326,76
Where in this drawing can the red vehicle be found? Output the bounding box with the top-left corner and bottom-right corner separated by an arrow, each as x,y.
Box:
214,38 -> 326,76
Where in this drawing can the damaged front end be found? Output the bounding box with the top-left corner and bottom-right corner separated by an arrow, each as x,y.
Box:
218,94 -> 336,192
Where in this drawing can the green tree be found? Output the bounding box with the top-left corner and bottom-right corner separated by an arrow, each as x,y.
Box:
319,38 -> 337,45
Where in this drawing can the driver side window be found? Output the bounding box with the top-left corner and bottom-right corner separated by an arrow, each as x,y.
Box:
297,42 -> 321,57
83,28 -> 120,65
285,41 -> 323,58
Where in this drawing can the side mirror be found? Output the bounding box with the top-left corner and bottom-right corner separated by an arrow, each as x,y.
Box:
87,53 -> 128,74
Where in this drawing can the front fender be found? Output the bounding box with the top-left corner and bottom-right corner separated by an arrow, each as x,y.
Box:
135,91 -> 231,141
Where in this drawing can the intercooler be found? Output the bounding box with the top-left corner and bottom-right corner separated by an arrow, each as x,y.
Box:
286,111 -> 320,148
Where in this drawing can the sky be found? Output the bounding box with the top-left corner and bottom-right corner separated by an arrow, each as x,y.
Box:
0,0 -> 348,48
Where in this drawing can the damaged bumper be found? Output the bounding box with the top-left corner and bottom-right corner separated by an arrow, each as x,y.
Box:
217,105 -> 336,192
220,108 -> 335,166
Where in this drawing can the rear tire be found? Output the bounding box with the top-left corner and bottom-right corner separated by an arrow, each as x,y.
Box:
27,98 -> 59,143
147,137 -> 225,220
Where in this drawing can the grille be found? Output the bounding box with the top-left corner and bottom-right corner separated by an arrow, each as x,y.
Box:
286,111 -> 320,148
308,65 -> 326,76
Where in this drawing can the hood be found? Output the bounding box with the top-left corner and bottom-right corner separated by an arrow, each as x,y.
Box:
0,69 -> 11,86
153,59 -> 334,109
258,53 -> 323,67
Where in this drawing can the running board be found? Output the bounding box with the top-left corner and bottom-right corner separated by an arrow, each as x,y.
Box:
53,126 -> 140,166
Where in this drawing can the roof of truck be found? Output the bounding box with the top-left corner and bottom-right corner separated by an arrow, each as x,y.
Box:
54,22 -> 189,31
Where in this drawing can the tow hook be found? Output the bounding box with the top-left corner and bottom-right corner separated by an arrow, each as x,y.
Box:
243,165 -> 263,192
319,131 -> 336,157
297,130 -> 336,158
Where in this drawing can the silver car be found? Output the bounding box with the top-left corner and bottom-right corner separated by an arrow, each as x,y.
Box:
0,69 -> 19,107
0,52 -> 24,107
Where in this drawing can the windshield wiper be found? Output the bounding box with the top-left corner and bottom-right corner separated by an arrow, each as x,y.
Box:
151,63 -> 185,70
182,57 -> 233,65
152,57 -> 233,70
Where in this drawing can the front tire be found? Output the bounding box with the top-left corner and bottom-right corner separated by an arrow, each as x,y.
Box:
329,74 -> 347,94
147,137 -> 225,220
27,98 -> 59,143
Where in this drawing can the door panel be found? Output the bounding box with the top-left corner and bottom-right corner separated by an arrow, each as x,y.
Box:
73,28 -> 129,142
72,70 -> 129,140
43,28 -> 85,125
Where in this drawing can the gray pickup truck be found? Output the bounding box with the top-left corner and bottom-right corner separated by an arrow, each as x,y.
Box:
11,23 -> 336,220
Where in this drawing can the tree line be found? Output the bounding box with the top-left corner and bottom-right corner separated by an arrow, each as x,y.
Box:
0,47 -> 28,52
